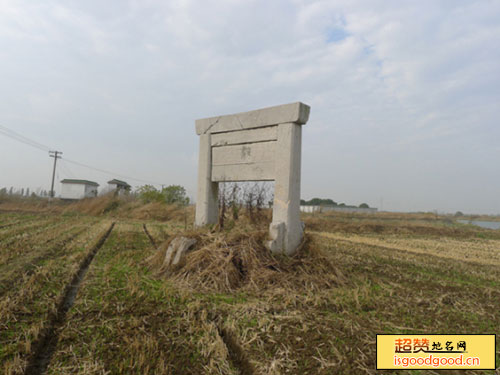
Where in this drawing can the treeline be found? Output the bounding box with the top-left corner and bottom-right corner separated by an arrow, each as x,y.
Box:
0,187 -> 49,198
300,197 -> 370,208
136,185 -> 189,205
0,184 -> 191,205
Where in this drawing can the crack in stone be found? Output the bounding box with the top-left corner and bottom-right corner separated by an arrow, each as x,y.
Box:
203,116 -> 221,134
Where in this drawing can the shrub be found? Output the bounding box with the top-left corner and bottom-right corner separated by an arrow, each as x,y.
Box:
137,185 -> 164,203
163,185 -> 189,205
137,184 -> 189,205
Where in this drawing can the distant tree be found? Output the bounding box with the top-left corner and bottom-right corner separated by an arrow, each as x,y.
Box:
454,211 -> 464,217
338,203 -> 346,207
0,188 -> 6,195
136,184 -> 189,205
162,185 -> 189,205
26,188 -> 30,197
302,198 -> 337,206
359,203 -> 369,208
137,185 -> 164,203
9,187 -> 13,195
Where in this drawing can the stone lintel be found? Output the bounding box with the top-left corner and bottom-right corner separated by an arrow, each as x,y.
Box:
195,102 -> 310,135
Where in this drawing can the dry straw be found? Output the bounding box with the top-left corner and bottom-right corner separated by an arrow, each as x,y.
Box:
149,228 -> 346,293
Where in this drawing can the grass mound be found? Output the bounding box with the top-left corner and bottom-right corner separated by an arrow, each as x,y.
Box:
63,193 -> 191,222
149,229 -> 346,293
0,193 -> 192,222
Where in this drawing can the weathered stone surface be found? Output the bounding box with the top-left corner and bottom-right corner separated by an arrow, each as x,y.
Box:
269,122 -> 303,255
163,237 -> 197,269
212,161 -> 275,182
163,243 -> 176,267
212,141 -> 276,166
171,237 -> 197,266
211,141 -> 276,182
196,102 -> 310,135
211,126 -> 278,147
195,102 -> 310,256
267,222 -> 285,253
195,133 -> 218,227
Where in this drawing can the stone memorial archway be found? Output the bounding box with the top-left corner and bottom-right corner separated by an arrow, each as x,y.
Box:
195,102 -> 310,255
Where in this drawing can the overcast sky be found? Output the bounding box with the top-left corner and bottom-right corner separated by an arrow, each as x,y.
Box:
0,0 -> 499,214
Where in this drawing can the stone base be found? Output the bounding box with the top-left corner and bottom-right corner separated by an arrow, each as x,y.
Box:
266,221 -> 304,255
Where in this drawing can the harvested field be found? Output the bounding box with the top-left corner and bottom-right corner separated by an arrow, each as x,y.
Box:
0,209 -> 499,374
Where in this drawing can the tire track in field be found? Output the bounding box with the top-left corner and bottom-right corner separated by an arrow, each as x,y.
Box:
24,222 -> 115,375
143,223 -> 158,249
216,324 -> 255,375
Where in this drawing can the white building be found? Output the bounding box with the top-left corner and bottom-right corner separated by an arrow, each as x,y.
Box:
107,179 -> 131,195
60,179 -> 99,200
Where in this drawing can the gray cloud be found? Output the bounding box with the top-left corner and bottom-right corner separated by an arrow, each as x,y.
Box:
0,0 -> 499,213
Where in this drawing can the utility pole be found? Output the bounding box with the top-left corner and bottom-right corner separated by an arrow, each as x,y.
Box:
49,151 -> 62,199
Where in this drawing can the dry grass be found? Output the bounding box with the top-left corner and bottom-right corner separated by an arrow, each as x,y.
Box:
2,210 -> 499,374
63,193 -> 192,222
0,216 -> 112,374
313,231 -> 500,267
0,197 -> 60,214
148,228 -> 346,293
46,223 -> 221,375
2,193 -> 193,223
0,217 -> 87,270
303,212 -> 500,240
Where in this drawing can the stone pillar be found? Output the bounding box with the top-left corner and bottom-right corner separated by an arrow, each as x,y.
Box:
195,133 -> 218,226
267,122 -> 303,255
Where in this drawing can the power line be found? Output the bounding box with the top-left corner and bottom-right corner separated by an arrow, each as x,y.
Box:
0,125 -> 51,152
0,123 -> 163,187
59,159 -> 75,178
63,158 -> 163,186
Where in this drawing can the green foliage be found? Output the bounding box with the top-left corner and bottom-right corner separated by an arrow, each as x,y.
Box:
137,184 -> 189,205
454,211 -> 464,217
137,185 -> 165,203
163,185 -> 189,205
301,197 -> 337,206
301,197 -> 371,209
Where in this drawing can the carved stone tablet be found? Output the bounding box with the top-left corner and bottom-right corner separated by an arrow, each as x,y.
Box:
195,102 -> 310,255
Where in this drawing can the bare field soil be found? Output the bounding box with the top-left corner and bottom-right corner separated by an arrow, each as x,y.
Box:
0,210 -> 499,375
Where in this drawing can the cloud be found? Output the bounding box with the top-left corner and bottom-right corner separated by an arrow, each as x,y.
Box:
0,0 -> 499,213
